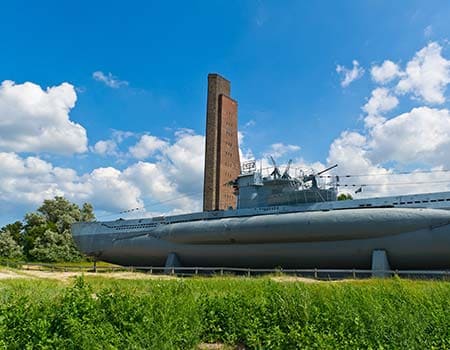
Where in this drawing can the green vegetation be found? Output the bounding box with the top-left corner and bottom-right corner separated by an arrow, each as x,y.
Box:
0,276 -> 449,349
0,197 -> 94,263
337,193 -> 353,201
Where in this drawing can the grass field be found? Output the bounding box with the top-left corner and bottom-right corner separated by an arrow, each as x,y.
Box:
0,270 -> 449,349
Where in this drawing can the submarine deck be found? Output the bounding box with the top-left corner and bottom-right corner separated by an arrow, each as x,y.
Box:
97,191 -> 450,232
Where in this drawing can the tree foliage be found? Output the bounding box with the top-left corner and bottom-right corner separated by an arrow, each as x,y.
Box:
0,221 -> 23,245
29,229 -> 81,262
0,231 -> 23,260
1,196 -> 95,262
337,193 -> 353,201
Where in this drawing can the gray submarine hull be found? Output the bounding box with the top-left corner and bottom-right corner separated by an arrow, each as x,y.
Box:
72,207 -> 450,269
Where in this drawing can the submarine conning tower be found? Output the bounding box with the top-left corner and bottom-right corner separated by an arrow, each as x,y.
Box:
235,166 -> 338,209
203,74 -> 241,211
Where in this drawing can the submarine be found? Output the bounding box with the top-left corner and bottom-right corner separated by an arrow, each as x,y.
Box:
71,162 -> 450,270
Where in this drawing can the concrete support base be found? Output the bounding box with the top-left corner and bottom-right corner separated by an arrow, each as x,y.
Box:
164,252 -> 181,274
371,250 -> 391,278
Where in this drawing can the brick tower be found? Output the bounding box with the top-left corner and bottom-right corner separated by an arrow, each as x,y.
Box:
203,73 -> 241,211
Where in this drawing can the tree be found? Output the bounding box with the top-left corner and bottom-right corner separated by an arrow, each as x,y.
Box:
21,197 -> 95,262
0,197 -> 95,263
0,221 -> 23,245
81,203 -> 95,222
0,231 -> 23,260
38,197 -> 86,232
22,212 -> 49,256
28,229 -> 80,262
337,193 -> 353,201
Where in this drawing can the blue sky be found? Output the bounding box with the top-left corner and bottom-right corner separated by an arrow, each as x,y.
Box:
1,1 -> 450,224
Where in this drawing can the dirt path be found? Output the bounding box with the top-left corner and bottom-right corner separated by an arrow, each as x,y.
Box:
0,267 -> 176,282
1,267 -> 334,283
269,276 -> 322,283
0,270 -> 26,280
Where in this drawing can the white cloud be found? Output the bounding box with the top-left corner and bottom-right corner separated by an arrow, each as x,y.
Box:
0,152 -> 72,209
264,143 -> 301,158
237,131 -> 244,145
161,130 -> 205,196
104,130 -> 205,215
106,130 -> 205,215
369,43 -> 450,104
327,131 -> 398,198
90,130 -> 135,158
91,140 -> 118,156
0,80 -> 87,155
371,60 -> 403,84
0,155 -> 140,218
336,60 -> 365,87
129,134 -> 168,159
92,71 -> 129,88
106,130 -> 204,215
124,162 -> 174,200
112,129 -> 134,142
323,43 -> 450,199
327,131 -> 450,197
326,106 -> 450,198
237,131 -> 254,163
362,88 -> 399,128
0,129 -> 206,222
396,42 -> 450,104
328,140 -> 450,198
369,107 -> 450,165
0,152 -> 143,214
328,131 -> 377,174
83,167 -> 143,212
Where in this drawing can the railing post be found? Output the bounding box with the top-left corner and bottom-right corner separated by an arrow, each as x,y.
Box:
195,268 -> 198,275
352,269 -> 356,279
220,268 -> 223,276
93,260 -> 97,273
314,268 -> 318,279
247,268 -> 251,277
